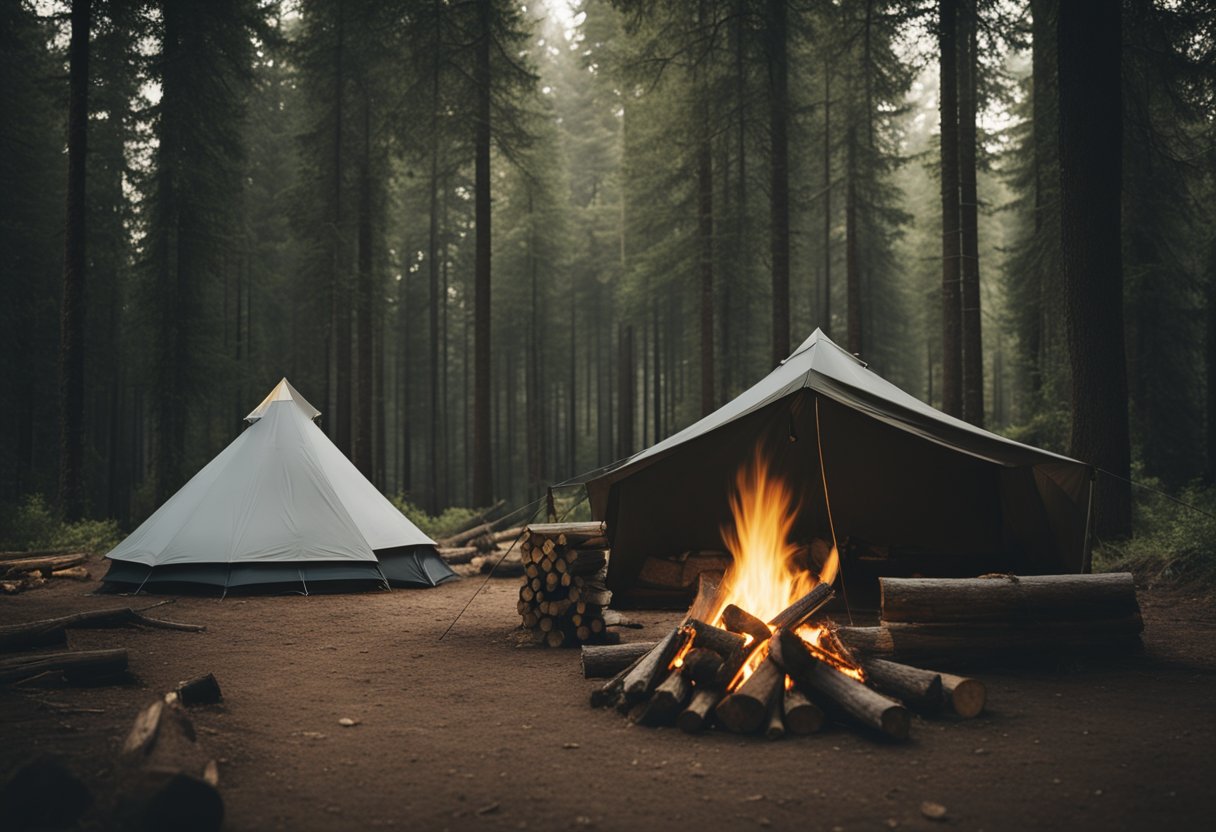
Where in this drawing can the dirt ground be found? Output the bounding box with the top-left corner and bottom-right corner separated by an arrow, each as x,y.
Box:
2,562 -> 1214,832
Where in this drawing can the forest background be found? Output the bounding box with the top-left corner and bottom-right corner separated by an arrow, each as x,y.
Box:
2,0 -> 1214,586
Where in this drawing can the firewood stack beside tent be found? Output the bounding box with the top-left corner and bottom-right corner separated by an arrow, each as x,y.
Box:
517,522 -> 615,647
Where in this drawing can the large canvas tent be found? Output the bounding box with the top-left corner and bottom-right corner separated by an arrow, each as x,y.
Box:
586,330 -> 1093,600
104,379 -> 455,593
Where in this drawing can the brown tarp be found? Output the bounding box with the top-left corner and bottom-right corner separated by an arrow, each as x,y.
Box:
585,330 -> 1093,599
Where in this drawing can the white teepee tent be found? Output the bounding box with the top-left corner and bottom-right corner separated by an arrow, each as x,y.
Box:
104,379 -> 455,592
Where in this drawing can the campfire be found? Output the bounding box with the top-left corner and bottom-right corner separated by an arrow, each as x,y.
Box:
586,447 -> 983,740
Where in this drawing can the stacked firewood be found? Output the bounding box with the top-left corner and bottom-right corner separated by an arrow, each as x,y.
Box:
518,522 -> 613,647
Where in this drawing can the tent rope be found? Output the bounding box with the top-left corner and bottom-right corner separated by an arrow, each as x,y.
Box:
814,395 -> 853,626
1095,467 -> 1216,523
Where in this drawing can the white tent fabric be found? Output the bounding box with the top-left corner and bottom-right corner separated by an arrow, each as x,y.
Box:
106,379 -> 441,588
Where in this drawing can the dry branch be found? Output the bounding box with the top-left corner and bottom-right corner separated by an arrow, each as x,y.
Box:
0,606 -> 205,653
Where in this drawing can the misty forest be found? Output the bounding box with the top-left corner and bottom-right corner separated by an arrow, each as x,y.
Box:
3,0 -> 1215,581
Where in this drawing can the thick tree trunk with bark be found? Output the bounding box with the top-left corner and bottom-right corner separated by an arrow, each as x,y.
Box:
767,0 -> 790,364
1057,0 -> 1131,537
472,0 -> 493,507
698,129 -> 714,415
354,89 -> 374,478
939,0 -> 963,418
822,59 -> 832,337
958,0 -> 983,426
846,124 -> 861,356
58,0 -> 90,520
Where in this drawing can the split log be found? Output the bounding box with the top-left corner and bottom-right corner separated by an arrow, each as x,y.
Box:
941,672 -> 986,718
685,619 -> 747,657
771,629 -> 909,741
0,606 -> 205,653
580,641 -> 658,679
715,655 -> 785,734
721,604 -> 771,644
676,688 -> 721,734
783,686 -> 824,735
0,553 -> 87,577
878,573 -> 1142,624
621,627 -> 687,704
679,648 -> 724,687
525,521 -> 606,544
0,648 -> 129,685
174,673 -> 222,706
860,658 -> 942,713
836,615 -> 1144,662
115,699 -> 222,832
688,570 -> 723,620
0,755 -> 93,830
637,668 -> 691,726
768,582 -> 835,631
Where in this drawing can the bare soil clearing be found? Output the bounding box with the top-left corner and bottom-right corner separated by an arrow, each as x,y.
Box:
1,565 -> 1214,831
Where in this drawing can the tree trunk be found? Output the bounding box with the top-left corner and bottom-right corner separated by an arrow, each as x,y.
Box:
427,13 -> 442,511
845,123 -> 861,356
698,118 -> 714,415
939,0 -> 963,418
1057,0 -> 1131,537
767,0 -> 790,364
822,59 -> 832,337
472,0 -> 493,506
958,0 -> 984,426
58,0 -> 90,521
354,88 -> 373,478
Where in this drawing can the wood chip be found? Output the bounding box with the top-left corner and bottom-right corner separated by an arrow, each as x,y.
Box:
338,717 -> 360,727
920,801 -> 948,821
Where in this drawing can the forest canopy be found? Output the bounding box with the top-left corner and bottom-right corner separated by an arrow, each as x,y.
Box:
2,0 -> 1214,578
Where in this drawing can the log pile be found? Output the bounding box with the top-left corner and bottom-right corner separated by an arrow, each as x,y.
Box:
437,526 -> 528,577
517,522 -> 615,647
586,577 -> 994,741
836,573 -> 1143,664
0,551 -> 90,594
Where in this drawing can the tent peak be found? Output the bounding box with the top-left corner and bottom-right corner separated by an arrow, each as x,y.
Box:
245,378 -> 322,423
782,327 -> 868,368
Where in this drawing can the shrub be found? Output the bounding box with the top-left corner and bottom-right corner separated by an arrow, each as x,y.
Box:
0,494 -> 122,554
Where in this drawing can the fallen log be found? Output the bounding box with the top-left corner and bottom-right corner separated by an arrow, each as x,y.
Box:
0,548 -> 77,561
621,627 -> 687,704
783,686 -> 824,735
580,641 -> 658,679
715,655 -> 785,734
836,615 -> 1144,662
0,648 -> 129,685
51,566 -> 90,580
768,582 -> 835,631
860,658 -> 942,713
433,500 -> 508,547
941,672 -> 986,718
0,606 -> 205,653
116,699 -> 222,832
721,604 -> 771,644
436,546 -> 480,564
1,553 -> 87,577
771,629 -> 909,741
524,521 -> 606,546
590,643 -> 652,707
878,573 -> 1142,624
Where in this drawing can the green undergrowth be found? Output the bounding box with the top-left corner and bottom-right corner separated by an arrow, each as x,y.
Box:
1092,476 -> 1216,593
0,494 -> 121,554
389,497 -> 480,540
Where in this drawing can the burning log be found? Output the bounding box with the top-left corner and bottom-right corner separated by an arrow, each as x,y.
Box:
941,672 -> 986,718
0,605 -> 205,653
621,627 -> 688,703
721,604 -> 771,644
685,619 -> 746,657
771,629 -> 909,741
714,655 -> 785,734
767,582 -> 835,631
116,699 -> 222,832
783,687 -> 824,735
0,649 -> 129,685
638,669 -> 692,726
679,648 -> 724,687
580,641 -> 658,679
860,658 -> 943,714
